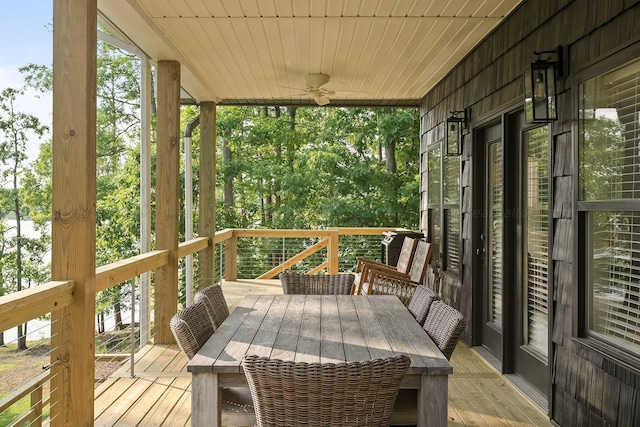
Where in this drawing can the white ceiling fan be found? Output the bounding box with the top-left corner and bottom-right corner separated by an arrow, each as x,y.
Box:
300,73 -> 334,106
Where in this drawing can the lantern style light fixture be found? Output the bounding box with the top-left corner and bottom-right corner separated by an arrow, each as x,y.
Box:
445,109 -> 467,156
524,47 -> 563,123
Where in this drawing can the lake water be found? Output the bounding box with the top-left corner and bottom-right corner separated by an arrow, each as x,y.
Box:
2,219 -> 141,345
2,219 -> 51,343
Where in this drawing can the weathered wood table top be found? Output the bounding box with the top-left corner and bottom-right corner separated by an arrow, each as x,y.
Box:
188,294 -> 452,427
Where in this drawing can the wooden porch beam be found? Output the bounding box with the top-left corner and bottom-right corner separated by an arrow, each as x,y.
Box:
155,60 -> 181,344
50,0 -> 97,424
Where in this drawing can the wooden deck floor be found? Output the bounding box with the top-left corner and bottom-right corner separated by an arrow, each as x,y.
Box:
93,279 -> 553,426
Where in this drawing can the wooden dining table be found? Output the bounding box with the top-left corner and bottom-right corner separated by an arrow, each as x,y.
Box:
187,294 -> 452,427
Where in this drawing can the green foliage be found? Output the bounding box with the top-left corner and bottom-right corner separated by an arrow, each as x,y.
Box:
213,106 -> 419,231
0,86 -> 50,304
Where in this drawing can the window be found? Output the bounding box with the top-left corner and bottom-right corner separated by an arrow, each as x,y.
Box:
425,140 -> 461,274
443,154 -> 461,274
426,143 -> 441,265
579,58 -> 640,355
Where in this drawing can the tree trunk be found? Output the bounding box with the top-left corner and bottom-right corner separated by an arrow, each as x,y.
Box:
97,313 -> 105,334
14,136 -> 27,351
222,138 -> 234,206
115,301 -> 123,329
383,108 -> 399,225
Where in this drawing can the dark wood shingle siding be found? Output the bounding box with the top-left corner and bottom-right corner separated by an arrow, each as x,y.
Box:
419,0 -> 640,425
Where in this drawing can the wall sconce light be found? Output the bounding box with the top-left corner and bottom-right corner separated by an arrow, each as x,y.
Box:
524,47 -> 562,123
445,109 -> 467,156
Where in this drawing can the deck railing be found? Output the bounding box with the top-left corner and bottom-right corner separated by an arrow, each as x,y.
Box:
0,227 -> 402,425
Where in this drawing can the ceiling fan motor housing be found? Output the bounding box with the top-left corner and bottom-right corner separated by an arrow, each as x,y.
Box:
305,73 -> 330,90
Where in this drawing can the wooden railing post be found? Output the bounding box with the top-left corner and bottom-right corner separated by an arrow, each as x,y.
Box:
30,386 -> 42,427
51,0 -> 97,424
225,232 -> 238,280
155,60 -> 181,344
328,228 -> 339,274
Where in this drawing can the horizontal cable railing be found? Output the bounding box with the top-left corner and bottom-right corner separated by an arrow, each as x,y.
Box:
0,227 -> 404,424
0,281 -> 73,426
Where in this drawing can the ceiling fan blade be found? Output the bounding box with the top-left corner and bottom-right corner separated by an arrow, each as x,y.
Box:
313,93 -> 330,106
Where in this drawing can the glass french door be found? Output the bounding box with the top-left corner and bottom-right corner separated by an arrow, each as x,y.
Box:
481,124 -> 504,359
514,125 -> 549,397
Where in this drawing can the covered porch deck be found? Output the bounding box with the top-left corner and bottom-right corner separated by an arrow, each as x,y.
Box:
94,279 -> 551,427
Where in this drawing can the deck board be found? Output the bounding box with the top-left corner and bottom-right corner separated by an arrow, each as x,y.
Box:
93,279 -> 552,426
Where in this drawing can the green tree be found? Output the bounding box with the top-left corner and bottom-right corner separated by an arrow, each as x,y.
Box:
20,40 -> 145,337
0,87 -> 49,350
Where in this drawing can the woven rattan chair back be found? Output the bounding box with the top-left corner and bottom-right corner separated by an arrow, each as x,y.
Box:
407,240 -> 432,283
170,300 -> 215,360
242,354 -> 410,427
422,300 -> 467,360
279,272 -> 355,295
406,285 -> 439,326
194,283 -> 230,329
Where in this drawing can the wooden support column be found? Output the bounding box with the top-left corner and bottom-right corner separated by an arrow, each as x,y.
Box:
225,233 -> 238,281
50,0 -> 97,425
199,102 -> 216,289
155,60 -> 181,344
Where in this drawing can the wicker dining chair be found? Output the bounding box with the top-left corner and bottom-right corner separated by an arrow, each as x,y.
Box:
279,272 -> 355,295
171,300 -> 255,425
390,301 -> 466,426
194,283 -> 230,330
242,354 -> 411,427
406,285 -> 440,326
422,300 -> 467,360
169,300 -> 215,360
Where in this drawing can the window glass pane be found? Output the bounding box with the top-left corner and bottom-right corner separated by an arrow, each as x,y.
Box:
588,211 -> 640,353
427,145 -> 441,205
524,126 -> 549,358
428,208 -> 441,265
445,208 -> 460,273
489,141 -> 503,326
579,61 -> 640,201
443,155 -> 460,204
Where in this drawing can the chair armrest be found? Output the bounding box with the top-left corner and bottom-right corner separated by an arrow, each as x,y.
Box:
367,267 -> 412,284
355,257 -> 389,273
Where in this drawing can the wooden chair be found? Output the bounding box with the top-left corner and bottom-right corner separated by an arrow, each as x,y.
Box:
194,283 -> 230,330
242,354 -> 410,427
171,301 -> 255,425
367,274 -> 419,306
353,237 -> 418,295
406,285 -> 439,326
391,301 -> 466,426
365,241 -> 433,302
279,272 -> 355,295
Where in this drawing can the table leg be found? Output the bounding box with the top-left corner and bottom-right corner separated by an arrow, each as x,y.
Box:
417,374 -> 448,427
191,372 -> 220,426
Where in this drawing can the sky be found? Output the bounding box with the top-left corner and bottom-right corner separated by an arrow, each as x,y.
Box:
0,1 -> 53,163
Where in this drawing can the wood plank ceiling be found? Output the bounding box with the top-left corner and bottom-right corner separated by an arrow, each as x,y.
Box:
98,0 -> 523,107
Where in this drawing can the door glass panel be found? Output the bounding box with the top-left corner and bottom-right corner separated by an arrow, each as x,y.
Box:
488,142 -> 503,327
524,127 -> 549,358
